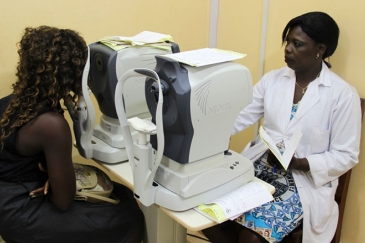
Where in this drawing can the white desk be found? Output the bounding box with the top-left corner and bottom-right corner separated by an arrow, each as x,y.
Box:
100,162 -> 219,231
74,156 -> 275,243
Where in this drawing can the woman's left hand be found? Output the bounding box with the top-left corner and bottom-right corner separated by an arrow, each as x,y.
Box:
288,157 -> 310,171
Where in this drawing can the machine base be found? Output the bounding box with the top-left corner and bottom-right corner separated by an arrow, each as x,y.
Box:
91,136 -> 128,164
139,150 -> 255,211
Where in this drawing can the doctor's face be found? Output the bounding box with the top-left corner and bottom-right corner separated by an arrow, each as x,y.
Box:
284,26 -> 319,73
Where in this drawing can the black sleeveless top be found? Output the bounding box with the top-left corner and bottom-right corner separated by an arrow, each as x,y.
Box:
0,94 -> 49,182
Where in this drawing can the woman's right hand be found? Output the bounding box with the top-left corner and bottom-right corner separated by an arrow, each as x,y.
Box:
266,150 -> 284,170
29,163 -> 49,197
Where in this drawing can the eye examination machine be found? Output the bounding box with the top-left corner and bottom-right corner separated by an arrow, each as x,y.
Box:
71,41 -> 179,163
114,53 -> 255,211
70,41 -> 255,211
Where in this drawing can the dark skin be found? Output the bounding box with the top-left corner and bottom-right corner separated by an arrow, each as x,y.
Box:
203,26 -> 328,243
285,25 -> 326,103
16,111 -> 76,212
267,150 -> 309,172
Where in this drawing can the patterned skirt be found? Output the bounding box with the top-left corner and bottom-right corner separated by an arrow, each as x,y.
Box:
235,151 -> 303,242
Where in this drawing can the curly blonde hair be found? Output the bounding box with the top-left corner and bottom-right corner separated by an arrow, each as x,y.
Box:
0,26 -> 87,148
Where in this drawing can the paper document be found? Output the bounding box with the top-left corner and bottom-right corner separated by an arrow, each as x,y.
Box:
162,48 -> 246,67
130,31 -> 174,45
98,31 -> 174,51
194,181 -> 273,223
259,126 -> 302,170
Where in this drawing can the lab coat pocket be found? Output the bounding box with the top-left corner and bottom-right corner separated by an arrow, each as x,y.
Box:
309,126 -> 330,154
308,184 -> 334,229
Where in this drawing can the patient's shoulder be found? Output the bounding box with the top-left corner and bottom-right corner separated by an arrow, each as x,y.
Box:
31,111 -> 70,137
16,111 -> 71,155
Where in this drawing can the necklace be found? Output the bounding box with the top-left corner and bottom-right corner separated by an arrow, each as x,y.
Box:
295,82 -> 308,94
295,73 -> 320,94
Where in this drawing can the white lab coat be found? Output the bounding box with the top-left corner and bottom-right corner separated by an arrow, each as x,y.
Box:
232,63 -> 361,243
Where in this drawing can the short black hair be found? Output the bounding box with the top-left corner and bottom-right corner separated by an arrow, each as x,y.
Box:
282,12 -> 340,65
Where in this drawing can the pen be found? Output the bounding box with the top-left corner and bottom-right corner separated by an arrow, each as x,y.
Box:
273,165 -> 277,173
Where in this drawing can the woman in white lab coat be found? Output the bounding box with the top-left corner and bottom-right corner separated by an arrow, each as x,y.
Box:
202,11 -> 361,243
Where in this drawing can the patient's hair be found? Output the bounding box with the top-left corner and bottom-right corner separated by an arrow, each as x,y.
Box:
0,26 -> 87,148
281,11 -> 340,68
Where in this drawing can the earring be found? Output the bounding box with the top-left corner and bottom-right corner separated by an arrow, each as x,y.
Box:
316,53 -> 320,59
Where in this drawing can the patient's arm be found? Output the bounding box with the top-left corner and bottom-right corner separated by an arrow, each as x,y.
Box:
16,112 -> 76,212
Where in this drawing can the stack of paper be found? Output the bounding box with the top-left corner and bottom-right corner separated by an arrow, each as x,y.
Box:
194,181 -> 273,223
98,31 -> 174,51
162,48 -> 246,67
